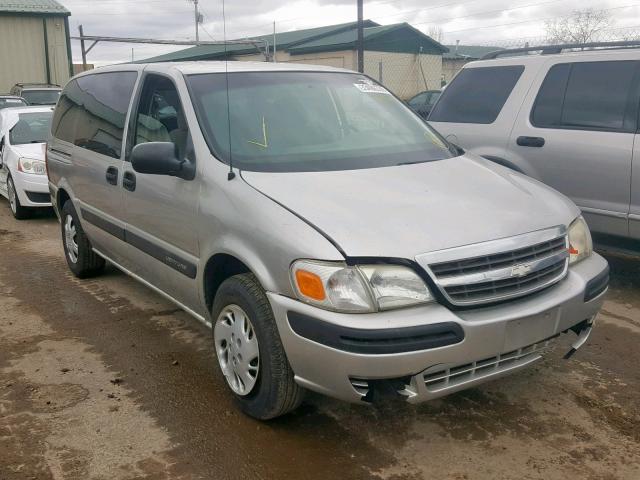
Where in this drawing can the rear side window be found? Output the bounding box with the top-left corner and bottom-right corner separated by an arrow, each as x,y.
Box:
52,83 -> 78,144
429,65 -> 524,124
51,72 -> 137,158
532,61 -> 639,132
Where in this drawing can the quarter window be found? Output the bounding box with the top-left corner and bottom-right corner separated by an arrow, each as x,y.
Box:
51,82 -> 78,144
428,65 -> 524,124
51,72 -> 137,158
531,61 -> 639,132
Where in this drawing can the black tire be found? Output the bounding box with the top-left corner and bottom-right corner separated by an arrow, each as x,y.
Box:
7,175 -> 31,220
60,200 -> 105,278
211,273 -> 305,420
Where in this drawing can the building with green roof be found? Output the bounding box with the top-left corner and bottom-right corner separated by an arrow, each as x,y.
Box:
143,21 -> 448,99
442,44 -> 504,83
0,0 -> 72,91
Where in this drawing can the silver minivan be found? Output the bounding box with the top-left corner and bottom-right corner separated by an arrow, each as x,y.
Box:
47,62 -> 609,419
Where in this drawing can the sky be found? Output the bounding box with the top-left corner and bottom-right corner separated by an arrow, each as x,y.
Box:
59,0 -> 640,65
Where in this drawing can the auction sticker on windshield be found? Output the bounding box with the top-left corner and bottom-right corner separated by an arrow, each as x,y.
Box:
354,82 -> 390,94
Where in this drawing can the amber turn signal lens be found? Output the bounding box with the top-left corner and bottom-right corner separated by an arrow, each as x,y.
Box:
295,270 -> 326,301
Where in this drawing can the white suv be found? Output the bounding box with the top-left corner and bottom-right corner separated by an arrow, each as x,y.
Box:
429,42 -> 640,246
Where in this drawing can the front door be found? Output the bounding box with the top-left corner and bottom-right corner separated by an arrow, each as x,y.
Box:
510,58 -> 639,238
121,73 -> 201,311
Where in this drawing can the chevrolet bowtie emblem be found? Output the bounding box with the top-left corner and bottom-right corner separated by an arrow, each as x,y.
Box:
511,263 -> 532,277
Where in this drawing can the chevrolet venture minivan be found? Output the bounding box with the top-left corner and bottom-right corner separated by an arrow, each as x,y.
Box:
47,62 -> 609,419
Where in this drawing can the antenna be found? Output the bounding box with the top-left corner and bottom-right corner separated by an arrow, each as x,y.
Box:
222,0 -> 235,181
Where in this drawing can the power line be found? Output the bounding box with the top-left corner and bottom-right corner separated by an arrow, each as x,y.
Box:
441,2 -> 640,33
212,0 -> 581,40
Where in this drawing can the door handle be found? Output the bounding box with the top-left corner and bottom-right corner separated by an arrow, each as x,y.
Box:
105,166 -> 118,185
123,171 -> 136,192
516,136 -> 545,148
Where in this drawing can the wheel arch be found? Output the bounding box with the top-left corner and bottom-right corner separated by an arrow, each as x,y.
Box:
56,187 -> 71,214
203,253 -> 255,311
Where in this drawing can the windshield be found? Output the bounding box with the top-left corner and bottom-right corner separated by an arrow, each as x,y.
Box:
22,90 -> 61,106
187,72 -> 455,172
0,98 -> 27,109
9,111 -> 53,145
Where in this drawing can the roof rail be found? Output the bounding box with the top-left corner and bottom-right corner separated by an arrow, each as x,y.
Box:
481,40 -> 640,60
14,82 -> 61,88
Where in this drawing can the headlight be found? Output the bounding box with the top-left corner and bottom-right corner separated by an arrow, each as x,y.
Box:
568,216 -> 593,265
291,260 -> 433,313
18,157 -> 46,175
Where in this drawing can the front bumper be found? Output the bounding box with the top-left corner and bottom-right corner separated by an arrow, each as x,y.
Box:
13,171 -> 51,207
268,253 -> 608,404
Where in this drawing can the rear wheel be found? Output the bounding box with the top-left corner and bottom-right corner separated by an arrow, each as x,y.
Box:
61,200 -> 105,278
212,273 -> 304,419
7,175 -> 31,220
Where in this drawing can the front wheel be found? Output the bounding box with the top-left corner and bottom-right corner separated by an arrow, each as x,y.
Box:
7,175 -> 31,220
212,273 -> 304,420
60,200 -> 105,278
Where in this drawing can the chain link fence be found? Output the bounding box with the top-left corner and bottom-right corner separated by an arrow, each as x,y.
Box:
362,26 -> 640,99
364,53 -> 443,100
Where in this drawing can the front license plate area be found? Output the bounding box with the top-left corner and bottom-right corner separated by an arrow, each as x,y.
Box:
503,308 -> 558,352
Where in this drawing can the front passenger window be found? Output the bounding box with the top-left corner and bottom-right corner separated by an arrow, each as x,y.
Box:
134,75 -> 189,160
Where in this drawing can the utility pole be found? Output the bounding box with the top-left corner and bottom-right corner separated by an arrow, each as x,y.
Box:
79,24 -> 87,71
188,0 -> 201,44
273,21 -> 277,62
357,0 -> 364,73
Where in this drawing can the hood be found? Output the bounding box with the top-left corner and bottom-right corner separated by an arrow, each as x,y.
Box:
241,155 -> 579,259
11,143 -> 46,160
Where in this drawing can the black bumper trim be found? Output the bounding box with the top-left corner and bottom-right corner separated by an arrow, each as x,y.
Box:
25,191 -> 51,204
584,264 -> 609,302
288,311 -> 464,355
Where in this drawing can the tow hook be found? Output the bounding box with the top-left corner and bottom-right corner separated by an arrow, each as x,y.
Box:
563,316 -> 596,360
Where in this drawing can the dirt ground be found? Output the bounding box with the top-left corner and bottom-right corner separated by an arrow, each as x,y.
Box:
0,204 -> 638,480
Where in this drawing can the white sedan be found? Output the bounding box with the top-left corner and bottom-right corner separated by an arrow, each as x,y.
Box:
0,106 -> 53,219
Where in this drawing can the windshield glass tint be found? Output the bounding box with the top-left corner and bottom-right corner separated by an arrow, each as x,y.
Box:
187,72 -> 454,172
10,111 -> 53,145
23,90 -> 61,105
0,98 -> 27,109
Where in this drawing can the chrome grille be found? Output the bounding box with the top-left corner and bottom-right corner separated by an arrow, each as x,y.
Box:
430,236 -> 567,277
417,227 -> 569,307
444,261 -> 565,303
423,336 -> 556,392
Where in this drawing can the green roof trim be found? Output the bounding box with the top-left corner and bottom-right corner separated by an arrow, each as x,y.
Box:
0,0 -> 70,15
288,23 -> 448,56
443,45 -> 504,60
143,20 -> 380,63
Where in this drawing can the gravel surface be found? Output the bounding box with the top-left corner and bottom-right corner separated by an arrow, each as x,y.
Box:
0,206 -> 638,480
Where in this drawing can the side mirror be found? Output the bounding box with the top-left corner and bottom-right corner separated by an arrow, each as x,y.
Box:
131,142 -> 194,180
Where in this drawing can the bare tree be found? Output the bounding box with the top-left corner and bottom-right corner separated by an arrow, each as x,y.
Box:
428,25 -> 444,44
545,9 -> 612,44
